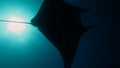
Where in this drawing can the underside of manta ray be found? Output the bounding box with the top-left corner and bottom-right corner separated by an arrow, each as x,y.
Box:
31,0 -> 93,68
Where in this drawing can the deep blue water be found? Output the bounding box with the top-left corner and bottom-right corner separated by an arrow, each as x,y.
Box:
0,0 -> 119,68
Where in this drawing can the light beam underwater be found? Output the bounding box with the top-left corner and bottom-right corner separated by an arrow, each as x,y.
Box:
0,19 -> 31,34
7,23 -> 26,34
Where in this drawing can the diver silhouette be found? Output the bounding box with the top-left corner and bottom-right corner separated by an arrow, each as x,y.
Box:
31,0 -> 93,68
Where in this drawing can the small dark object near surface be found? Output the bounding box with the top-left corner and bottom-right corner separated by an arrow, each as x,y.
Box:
31,0 -> 93,68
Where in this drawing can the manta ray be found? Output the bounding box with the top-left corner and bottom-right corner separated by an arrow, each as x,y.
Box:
31,0 -> 93,68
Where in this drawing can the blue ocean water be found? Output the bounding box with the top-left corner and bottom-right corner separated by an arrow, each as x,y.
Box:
0,0 -> 63,68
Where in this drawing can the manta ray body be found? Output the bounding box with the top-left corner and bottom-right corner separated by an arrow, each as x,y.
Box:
31,0 -> 92,68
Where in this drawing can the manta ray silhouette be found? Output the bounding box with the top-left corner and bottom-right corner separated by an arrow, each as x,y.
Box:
31,0 -> 93,68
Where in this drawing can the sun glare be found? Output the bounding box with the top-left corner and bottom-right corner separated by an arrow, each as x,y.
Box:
8,16 -> 25,22
8,23 -> 26,34
7,16 -> 26,34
